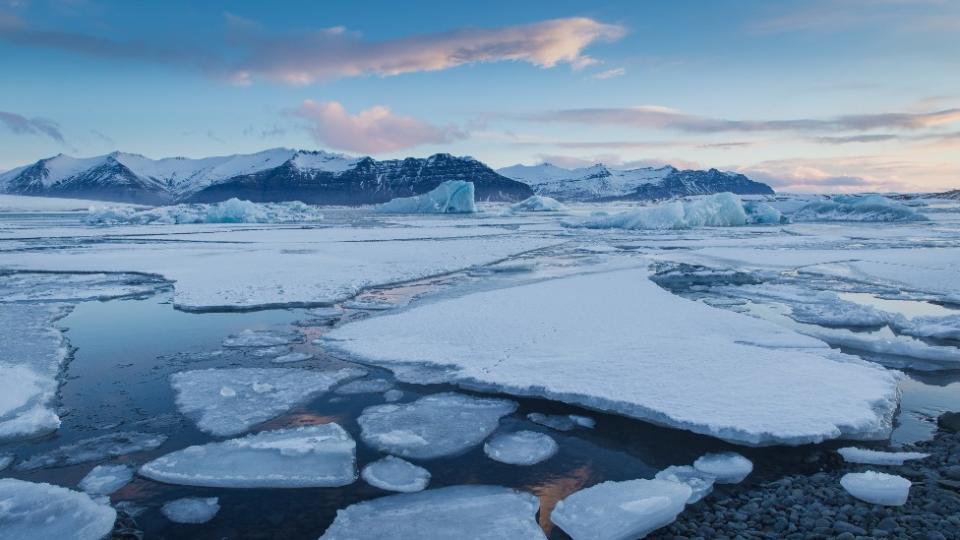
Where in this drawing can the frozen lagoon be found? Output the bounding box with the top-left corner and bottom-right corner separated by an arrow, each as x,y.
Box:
1,197 -> 959,538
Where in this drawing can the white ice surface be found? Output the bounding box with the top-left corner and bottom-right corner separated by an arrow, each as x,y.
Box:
87,198 -> 324,225
693,452 -> 753,484
837,447 -> 930,466
791,195 -> 927,223
483,430 -> 558,465
320,485 -> 545,540
0,478 -> 117,540
140,424 -> 356,488
171,367 -> 364,436
376,181 -> 477,214
78,464 -> 133,496
360,456 -> 431,492
161,497 -> 221,524
551,478 -> 691,540
889,314 -> 960,341
16,431 -> 167,470
326,266 -> 901,446
655,465 -> 715,504
357,393 -> 517,459
840,471 -> 911,506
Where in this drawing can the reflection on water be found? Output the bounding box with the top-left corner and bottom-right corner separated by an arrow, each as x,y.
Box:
529,465 -> 593,534
840,292 -> 958,319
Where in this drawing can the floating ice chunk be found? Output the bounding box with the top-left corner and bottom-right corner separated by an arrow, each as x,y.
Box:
249,345 -> 291,358
889,313 -> 960,341
655,465 -> 715,504
484,430 -> 558,465
223,329 -> 301,348
0,455 -> 12,471
799,326 -> 960,368
0,479 -> 116,540
78,464 -> 133,496
382,389 -> 404,402
0,271 -> 166,303
87,198 -> 324,225
140,424 -> 356,488
527,412 -> 594,432
271,351 -> 312,364
693,452 -> 753,484
791,195 -> 927,222
161,497 -> 220,524
376,180 -> 476,214
358,393 -> 517,459
361,456 -> 431,493
743,201 -> 785,224
510,195 -> 567,212
571,415 -> 596,428
551,478 -> 691,540
16,431 -> 167,470
320,485 -> 544,539
578,193 -> 750,230
171,367 -> 364,436
335,378 -> 394,395
837,447 -> 929,465
788,300 -> 890,327
840,471 -> 911,506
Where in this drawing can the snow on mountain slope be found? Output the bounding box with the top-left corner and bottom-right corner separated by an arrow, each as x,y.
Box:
498,162 -> 674,200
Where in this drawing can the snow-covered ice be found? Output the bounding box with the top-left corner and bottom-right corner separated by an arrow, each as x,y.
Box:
510,195 -> 567,212
87,198 -> 324,225
223,329 -> 301,348
171,367 -> 364,436
271,351 -> 312,364
655,465 -> 716,504
791,195 -> 927,223
320,485 -> 545,539
360,456 -> 431,492
0,478 -> 117,540
161,497 -> 221,524
139,424 -> 356,488
376,180 -> 476,214
837,447 -> 929,466
840,471 -> 911,506
889,313 -> 960,341
16,431 -> 167,470
527,412 -> 595,431
551,478 -> 692,540
357,393 -> 517,459
325,266 -> 901,446
483,430 -> 558,465
693,452 -> 753,484
78,464 -> 134,496
334,378 -> 394,395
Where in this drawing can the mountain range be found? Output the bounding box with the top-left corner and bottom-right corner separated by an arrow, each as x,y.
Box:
0,148 -> 775,205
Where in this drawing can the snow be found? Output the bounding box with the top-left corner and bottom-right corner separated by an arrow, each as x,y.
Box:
171,367 -> 364,436
16,431 -> 167,470
357,393 -> 517,459
837,447 -> 930,465
271,351 -> 312,364
527,412 -> 594,432
319,485 -> 545,540
334,378 -> 394,395
889,313 -> 960,341
325,266 -> 901,446
0,194 -> 138,212
376,180 -> 477,214
791,195 -> 928,222
361,456 -> 431,492
692,452 -> 753,484
510,195 -> 567,212
576,193 -> 762,230
223,329 -> 301,348
87,198 -> 324,225
139,424 -> 357,488
161,497 -> 220,524
0,479 -> 117,540
551,478 -> 691,540
654,465 -> 715,504
78,464 -> 134,496
840,471 -> 911,506
483,430 -> 558,465
498,162 -> 672,200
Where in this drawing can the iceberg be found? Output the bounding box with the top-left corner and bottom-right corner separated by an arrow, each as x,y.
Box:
78,464 -> 133,496
791,195 -> 927,222
171,367 -> 364,436
0,478 -> 116,540
551,479 -> 691,540
139,424 -> 356,488
743,200 -> 785,224
693,452 -> 753,484
576,193 -> 771,230
376,180 -> 477,214
357,393 -> 517,459
360,456 -> 431,493
840,471 -> 911,506
319,485 -> 545,539
837,447 -> 929,465
654,465 -> 715,504
483,430 -> 558,465
527,412 -> 595,432
161,497 -> 221,524
16,431 -> 167,470
510,195 -> 567,212
86,198 -> 324,225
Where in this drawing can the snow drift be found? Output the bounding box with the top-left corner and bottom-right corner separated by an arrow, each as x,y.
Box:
86,198 -> 324,225
376,181 -> 476,214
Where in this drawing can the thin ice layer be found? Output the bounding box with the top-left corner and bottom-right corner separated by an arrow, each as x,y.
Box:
655,465 -> 715,504
161,497 -> 221,524
78,464 -> 134,496
16,431 -> 167,470
326,267 -> 900,446
837,447 -> 929,465
171,367 -> 365,436
361,456 -> 431,492
139,424 -> 356,488
320,485 -> 545,539
0,478 -> 117,540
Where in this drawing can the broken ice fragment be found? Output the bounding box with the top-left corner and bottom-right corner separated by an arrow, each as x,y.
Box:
223,329 -> 301,348
527,412 -> 594,432
271,351 -> 312,364
654,465 -> 715,504
161,497 -> 221,524
693,452 -> 753,484
361,456 -> 431,493
483,430 -> 558,465
16,431 -> 167,470
837,447 -> 929,466
840,471 -> 911,506
0,478 -> 116,540
334,378 -> 394,395
78,464 -> 133,496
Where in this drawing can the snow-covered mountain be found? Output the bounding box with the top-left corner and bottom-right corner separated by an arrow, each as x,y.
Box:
497,162 -> 774,201
0,149 -> 532,205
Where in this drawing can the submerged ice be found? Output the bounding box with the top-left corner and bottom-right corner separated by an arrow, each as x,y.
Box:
16,431 -> 167,470
161,497 -> 221,524
78,464 -> 134,496
655,465 -> 716,504
376,181 -> 477,214
0,479 -> 116,540
361,456 -> 431,493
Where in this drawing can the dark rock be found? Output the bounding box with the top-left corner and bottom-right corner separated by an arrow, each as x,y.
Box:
938,412 -> 960,433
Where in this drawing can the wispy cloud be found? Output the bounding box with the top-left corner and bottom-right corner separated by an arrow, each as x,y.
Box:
0,110 -> 65,143
738,155 -> 958,193
748,0 -> 960,34
294,100 -> 466,154
590,67 -> 625,79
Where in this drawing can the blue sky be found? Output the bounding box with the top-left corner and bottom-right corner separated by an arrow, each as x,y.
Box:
1,0 -> 958,192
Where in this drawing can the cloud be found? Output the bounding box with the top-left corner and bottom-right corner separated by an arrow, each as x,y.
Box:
590,67 -> 625,79
737,155 -> 957,193
294,100 -> 466,154
0,110 -> 65,143
748,0 -> 960,35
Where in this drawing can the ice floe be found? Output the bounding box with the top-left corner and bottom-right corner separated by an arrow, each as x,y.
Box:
840,471 -> 911,506
693,452 -> 753,484
249,345 -> 291,358
799,326 -> 960,368
376,180 -> 476,214
171,367 -> 364,436
271,351 -> 312,364
791,195 -> 927,223
0,455 -> 12,470
223,329 -> 301,348
325,266 -> 901,446
87,198 -> 324,225
140,424 -> 356,488
655,465 -> 716,504
320,485 -> 544,539
0,271 -> 166,303
551,478 -> 691,540
334,378 -> 394,395
889,313 -> 960,341
360,456 -> 431,492
575,193 -> 778,230
382,389 -> 404,402
357,393 -> 517,459
161,497 -> 221,524
527,412 -> 595,431
483,430 -> 558,465
16,431 -> 167,470
0,478 -> 117,540
510,195 -> 567,212
837,447 -> 929,466
78,464 -> 134,496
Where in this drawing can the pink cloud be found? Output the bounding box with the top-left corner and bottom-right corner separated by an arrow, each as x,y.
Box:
294,100 -> 466,154
737,156 -> 959,193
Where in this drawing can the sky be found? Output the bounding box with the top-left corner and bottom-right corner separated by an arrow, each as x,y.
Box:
0,0 -> 958,192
